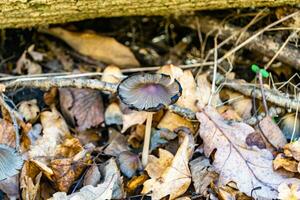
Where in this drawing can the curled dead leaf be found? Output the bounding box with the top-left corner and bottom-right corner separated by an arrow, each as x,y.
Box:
142,134 -> 192,200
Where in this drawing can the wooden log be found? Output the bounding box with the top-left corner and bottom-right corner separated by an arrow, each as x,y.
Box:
0,0 -> 300,29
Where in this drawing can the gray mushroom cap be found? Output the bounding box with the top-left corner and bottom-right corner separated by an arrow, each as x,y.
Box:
117,73 -> 182,112
0,144 -> 23,181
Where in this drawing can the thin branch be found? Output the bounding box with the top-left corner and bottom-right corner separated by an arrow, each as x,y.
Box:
214,74 -> 300,111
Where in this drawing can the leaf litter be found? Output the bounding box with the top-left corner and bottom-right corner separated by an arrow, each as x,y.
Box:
0,9 -> 300,200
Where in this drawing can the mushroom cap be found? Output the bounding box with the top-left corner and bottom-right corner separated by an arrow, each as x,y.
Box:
0,144 -> 23,181
117,73 -> 182,112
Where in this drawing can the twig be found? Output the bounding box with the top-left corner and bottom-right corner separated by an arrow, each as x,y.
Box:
265,30 -> 299,70
257,73 -> 269,116
208,35 -> 219,106
214,73 -> 300,111
3,78 -> 118,93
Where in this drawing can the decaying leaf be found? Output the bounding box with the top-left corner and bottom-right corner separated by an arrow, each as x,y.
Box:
121,109 -> 148,133
21,172 -> 42,200
259,116 -> 287,149
128,124 -> 145,148
42,27 -> 140,68
150,128 -> 177,151
0,119 -> 16,147
274,153 -> 298,173
284,140 -> 300,161
104,129 -> 129,156
18,99 -> 40,123
59,88 -> 104,131
117,151 -> 142,178
29,106 -> 71,163
197,106 -> 297,199
50,174 -> 115,200
20,161 -> 43,200
158,111 -> 195,134
176,70 -> 198,112
142,134 -> 192,200
83,165 -> 101,187
196,73 -> 220,109
100,158 -> 125,199
50,156 -> 88,192
0,175 -> 20,200
189,156 -> 218,196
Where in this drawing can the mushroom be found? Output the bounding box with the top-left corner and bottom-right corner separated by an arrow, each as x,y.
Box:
117,73 -> 182,166
0,144 -> 23,181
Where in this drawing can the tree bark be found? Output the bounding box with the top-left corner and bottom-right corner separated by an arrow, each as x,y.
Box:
0,0 -> 299,29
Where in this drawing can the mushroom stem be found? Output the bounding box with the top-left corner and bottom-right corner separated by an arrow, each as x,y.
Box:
142,112 -> 153,166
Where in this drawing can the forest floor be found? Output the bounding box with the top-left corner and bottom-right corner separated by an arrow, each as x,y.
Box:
0,7 -> 299,200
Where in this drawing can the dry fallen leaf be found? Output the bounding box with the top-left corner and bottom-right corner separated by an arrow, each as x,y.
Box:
158,111 -> 195,134
100,158 -> 125,199
104,129 -> 129,156
121,109 -> 148,133
0,175 -> 20,200
117,151 -> 142,178
128,124 -> 145,148
259,116 -> 287,149
274,153 -> 298,173
196,73 -> 221,109
29,106 -> 71,163
142,134 -> 192,200
176,70 -> 198,112
217,105 -> 242,121
50,157 -> 88,192
189,156 -> 218,196
197,106 -> 296,199
50,175 -> 115,200
20,161 -> 43,200
59,88 -> 104,131
42,27 -> 140,68
83,164 -> 101,187
284,140 -> 300,161
0,119 -> 16,147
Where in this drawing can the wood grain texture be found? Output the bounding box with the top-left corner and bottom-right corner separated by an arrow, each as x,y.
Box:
0,0 -> 300,28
